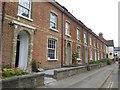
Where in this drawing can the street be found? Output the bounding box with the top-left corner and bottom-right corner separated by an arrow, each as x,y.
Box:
101,63 -> 120,89
38,63 -> 119,88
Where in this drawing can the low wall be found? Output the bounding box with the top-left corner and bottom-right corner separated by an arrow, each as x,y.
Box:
100,62 -> 107,67
54,66 -> 87,80
2,72 -> 45,88
87,64 -> 100,71
53,63 -> 108,80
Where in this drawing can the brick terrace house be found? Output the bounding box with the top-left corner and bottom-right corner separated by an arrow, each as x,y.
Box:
2,0 -> 107,71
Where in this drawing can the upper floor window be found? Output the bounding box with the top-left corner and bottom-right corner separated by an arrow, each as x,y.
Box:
97,41 -> 99,48
50,12 -> 58,30
77,28 -> 80,40
65,21 -> 70,36
94,38 -> 96,47
90,36 -> 92,45
101,44 -> 103,49
84,32 -> 87,43
48,38 -> 57,60
18,0 -> 31,18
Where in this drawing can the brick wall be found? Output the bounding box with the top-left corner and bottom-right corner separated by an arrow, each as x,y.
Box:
2,2 -> 107,70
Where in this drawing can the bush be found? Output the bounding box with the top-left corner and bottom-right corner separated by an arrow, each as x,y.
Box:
31,60 -> 39,72
1,68 -> 28,79
72,52 -> 78,64
105,58 -> 113,65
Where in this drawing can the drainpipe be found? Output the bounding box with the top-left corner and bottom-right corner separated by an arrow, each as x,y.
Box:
0,2 -> 6,61
1,2 -> 5,36
61,9 -> 65,67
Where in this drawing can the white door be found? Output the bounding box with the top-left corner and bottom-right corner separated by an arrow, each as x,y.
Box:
18,31 -> 29,70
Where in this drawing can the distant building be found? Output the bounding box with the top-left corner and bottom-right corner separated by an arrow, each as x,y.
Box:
114,47 -> 120,59
106,40 -> 114,59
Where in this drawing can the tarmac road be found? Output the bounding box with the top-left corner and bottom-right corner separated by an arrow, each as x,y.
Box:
38,63 -> 117,88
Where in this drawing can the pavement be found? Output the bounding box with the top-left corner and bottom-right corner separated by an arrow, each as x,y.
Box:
43,67 -> 73,84
37,63 -> 118,88
102,65 -> 120,88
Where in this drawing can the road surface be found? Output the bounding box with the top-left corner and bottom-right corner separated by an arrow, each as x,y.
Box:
38,64 -> 117,88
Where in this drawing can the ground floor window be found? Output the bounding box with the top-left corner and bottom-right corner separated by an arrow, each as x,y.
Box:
98,51 -> 99,60
48,38 -> 57,60
90,49 -> 92,60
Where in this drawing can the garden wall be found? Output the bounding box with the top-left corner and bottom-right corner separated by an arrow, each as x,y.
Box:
2,72 -> 45,88
53,66 -> 87,80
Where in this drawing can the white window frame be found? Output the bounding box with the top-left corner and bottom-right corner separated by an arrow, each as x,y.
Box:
90,49 -> 92,60
84,32 -> 87,44
77,28 -> 80,41
101,44 -> 102,49
94,38 -> 96,47
90,36 -> 92,45
98,51 -> 99,60
65,21 -> 70,36
50,12 -> 58,30
48,38 -> 57,60
18,0 -> 31,19
77,46 -> 81,60
97,41 -> 99,48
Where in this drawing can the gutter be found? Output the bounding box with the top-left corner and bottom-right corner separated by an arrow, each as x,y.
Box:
61,9 -> 66,67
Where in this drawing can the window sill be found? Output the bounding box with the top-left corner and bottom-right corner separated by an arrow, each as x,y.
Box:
77,58 -> 81,61
48,59 -> 58,61
65,34 -> 71,37
17,14 -> 33,22
49,27 -> 59,32
77,39 -> 81,42
84,42 -> 87,44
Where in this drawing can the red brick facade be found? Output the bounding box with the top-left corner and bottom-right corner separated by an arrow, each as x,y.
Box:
2,1 -> 106,70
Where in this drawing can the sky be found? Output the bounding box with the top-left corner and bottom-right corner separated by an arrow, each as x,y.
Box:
56,0 -> 119,47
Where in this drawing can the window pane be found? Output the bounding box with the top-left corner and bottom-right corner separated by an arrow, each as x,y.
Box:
18,0 -> 31,18
50,12 -> 58,29
77,29 -> 80,40
66,22 -> 70,35
48,49 -> 55,59
48,39 -> 57,60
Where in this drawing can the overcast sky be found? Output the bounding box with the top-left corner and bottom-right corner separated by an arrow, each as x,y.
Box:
56,0 -> 119,47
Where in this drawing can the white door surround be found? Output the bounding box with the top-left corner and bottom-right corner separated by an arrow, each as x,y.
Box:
17,31 -> 29,70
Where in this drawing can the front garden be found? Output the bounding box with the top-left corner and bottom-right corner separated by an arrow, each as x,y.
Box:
89,58 -> 113,65
1,61 -> 44,88
0,61 -> 28,79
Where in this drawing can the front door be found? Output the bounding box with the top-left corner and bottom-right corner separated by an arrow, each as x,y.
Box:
15,31 -> 29,70
66,43 -> 71,65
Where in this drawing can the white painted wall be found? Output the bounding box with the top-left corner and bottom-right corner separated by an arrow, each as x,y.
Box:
106,46 -> 114,59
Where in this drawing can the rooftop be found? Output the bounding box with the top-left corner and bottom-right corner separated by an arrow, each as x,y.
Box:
106,40 -> 114,46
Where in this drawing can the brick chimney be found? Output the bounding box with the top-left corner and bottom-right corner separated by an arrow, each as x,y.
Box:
99,32 -> 103,38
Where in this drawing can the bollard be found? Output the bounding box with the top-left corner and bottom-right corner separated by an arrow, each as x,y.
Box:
87,64 -> 90,71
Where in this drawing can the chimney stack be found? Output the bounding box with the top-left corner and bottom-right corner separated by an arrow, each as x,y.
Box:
99,32 -> 103,38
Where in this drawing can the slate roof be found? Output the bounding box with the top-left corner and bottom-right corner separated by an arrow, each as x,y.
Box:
114,47 -> 120,51
106,40 -> 114,46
